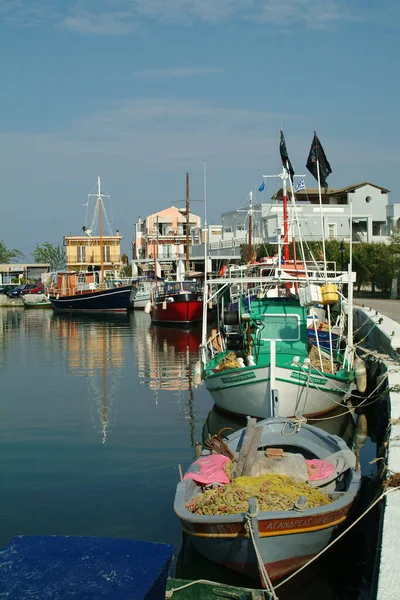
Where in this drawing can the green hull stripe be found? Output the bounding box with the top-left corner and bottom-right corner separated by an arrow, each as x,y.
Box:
206,376 -> 346,395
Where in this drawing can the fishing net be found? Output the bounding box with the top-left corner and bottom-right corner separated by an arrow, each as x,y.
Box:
215,352 -> 241,372
185,472 -> 332,516
308,344 -> 339,373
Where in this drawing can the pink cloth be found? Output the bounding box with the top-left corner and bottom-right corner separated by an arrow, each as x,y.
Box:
306,459 -> 336,481
184,454 -> 230,485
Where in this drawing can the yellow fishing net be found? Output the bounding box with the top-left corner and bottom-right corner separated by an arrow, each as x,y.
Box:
185,473 -> 332,516
215,352 -> 241,372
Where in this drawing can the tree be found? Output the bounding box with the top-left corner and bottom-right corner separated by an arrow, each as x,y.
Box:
0,240 -> 23,263
120,253 -> 132,278
32,242 -> 66,271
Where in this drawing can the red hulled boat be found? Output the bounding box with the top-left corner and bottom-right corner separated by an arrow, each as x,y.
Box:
148,281 -> 203,327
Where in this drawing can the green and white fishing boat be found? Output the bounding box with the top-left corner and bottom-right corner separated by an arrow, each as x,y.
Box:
199,131 -> 361,419
202,293 -> 354,419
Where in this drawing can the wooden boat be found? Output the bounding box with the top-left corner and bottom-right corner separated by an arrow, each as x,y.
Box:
49,271 -> 133,312
131,277 -> 155,309
174,416 -> 361,583
22,293 -> 52,308
48,178 -> 133,313
147,280 -> 203,327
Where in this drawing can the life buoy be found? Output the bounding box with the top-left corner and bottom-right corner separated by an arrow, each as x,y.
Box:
219,265 -> 227,277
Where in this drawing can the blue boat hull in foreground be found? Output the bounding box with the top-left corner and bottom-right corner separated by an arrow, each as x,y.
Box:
49,285 -> 133,312
0,535 -> 175,600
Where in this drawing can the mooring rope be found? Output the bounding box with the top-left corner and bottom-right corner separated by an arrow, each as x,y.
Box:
244,508 -> 278,599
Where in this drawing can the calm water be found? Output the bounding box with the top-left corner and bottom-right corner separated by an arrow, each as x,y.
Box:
0,308 -> 379,598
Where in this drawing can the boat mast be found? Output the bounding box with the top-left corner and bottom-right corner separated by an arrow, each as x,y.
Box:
98,176 -> 104,288
185,173 -> 190,276
248,191 -> 253,263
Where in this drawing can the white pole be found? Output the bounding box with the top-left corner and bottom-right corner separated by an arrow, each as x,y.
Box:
201,161 -> 208,363
287,172 -> 309,282
270,339 -> 276,417
347,196 -> 354,370
316,159 -> 327,281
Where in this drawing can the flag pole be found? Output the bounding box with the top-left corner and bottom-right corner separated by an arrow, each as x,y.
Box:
313,131 -> 334,372
314,131 -> 328,283
282,166 -> 290,262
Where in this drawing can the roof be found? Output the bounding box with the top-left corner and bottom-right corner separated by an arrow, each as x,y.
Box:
273,181 -> 390,200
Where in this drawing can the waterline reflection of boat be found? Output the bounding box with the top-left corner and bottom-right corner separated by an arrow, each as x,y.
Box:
134,312 -> 202,445
52,312 -> 129,443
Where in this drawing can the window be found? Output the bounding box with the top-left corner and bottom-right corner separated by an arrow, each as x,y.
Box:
77,246 -> 86,262
372,221 -> 386,236
236,224 -> 245,232
102,245 -> 111,262
260,314 -> 300,342
365,196 -> 372,203
328,223 -> 337,240
224,226 -> 232,233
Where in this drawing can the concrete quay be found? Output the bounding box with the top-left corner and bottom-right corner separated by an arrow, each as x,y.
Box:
353,301 -> 400,600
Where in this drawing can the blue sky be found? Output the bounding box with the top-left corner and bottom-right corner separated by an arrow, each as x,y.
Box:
0,0 -> 399,259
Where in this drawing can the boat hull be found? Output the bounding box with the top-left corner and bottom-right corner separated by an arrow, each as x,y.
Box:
49,286 -> 132,312
151,299 -> 203,326
174,416 -> 361,582
133,295 -> 151,309
178,504 -> 352,581
204,364 -> 350,418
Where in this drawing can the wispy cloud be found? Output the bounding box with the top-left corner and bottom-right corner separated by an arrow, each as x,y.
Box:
132,66 -> 222,78
0,0 -> 397,34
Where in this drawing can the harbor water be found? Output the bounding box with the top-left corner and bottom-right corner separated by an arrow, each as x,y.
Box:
0,308 -> 380,598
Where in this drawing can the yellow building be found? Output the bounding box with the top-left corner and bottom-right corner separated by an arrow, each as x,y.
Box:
64,230 -> 123,274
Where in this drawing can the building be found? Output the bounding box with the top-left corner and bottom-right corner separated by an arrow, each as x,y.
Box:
133,206 -> 201,275
191,182 -> 400,259
0,263 -> 50,284
64,230 -> 123,277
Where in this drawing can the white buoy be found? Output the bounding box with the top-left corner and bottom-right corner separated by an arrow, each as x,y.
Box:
354,357 -> 367,393
144,301 -> 152,314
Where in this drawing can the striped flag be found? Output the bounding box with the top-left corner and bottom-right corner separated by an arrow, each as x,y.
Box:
294,179 -> 306,192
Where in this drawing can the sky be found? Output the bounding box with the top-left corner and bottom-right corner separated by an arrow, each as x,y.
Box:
0,0 -> 399,259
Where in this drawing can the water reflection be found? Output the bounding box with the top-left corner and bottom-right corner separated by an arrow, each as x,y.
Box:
133,312 -> 202,446
51,312 -> 130,443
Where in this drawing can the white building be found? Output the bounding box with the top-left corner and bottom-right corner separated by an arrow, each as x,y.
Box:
191,182 -> 400,259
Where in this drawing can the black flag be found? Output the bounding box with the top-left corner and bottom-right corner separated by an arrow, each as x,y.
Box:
279,130 -> 295,182
306,131 -> 332,189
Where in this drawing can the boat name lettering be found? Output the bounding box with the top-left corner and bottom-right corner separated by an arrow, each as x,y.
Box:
221,372 -> 256,384
290,372 -> 327,385
263,508 -> 347,531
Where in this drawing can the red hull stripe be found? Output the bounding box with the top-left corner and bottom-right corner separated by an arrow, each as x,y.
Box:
220,552 -> 317,581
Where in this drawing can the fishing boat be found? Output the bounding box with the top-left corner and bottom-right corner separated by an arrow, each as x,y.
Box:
146,280 -> 203,327
131,276 -> 159,309
174,416 -> 361,584
200,132 -> 358,419
48,178 -> 133,313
